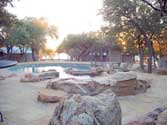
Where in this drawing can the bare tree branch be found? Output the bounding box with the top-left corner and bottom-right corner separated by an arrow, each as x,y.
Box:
141,0 -> 161,11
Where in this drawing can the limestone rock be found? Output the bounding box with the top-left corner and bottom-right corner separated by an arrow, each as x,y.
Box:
129,64 -> 141,71
47,75 -> 150,97
38,89 -> 67,103
20,73 -> 41,82
156,109 -> 167,125
39,71 -> 59,80
0,76 -> 5,80
49,93 -> 121,125
157,69 -> 167,75
110,72 -> 137,82
135,80 -> 151,94
47,78 -> 112,96
120,63 -> 129,72
0,73 -> 17,80
109,72 -> 138,96
65,68 -> 101,77
126,107 -> 166,125
7,73 -> 17,78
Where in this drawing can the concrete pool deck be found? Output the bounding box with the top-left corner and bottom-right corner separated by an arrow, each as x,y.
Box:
0,63 -> 167,125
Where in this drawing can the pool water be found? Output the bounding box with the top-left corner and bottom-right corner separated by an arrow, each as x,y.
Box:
8,63 -> 91,79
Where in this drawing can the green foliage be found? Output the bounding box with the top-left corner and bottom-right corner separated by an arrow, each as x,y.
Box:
57,33 -> 104,60
1,17 -> 58,59
0,0 -> 17,45
102,0 -> 165,54
101,0 -> 167,73
140,0 -> 167,17
57,33 -> 102,53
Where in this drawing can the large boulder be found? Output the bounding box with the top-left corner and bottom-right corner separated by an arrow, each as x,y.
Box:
38,89 -> 68,103
49,93 -> 121,125
47,73 -> 150,97
109,72 -> 138,96
47,78 -> 112,96
99,72 -> 150,96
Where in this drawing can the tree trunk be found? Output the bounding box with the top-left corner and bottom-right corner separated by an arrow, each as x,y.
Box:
139,46 -> 144,71
151,42 -> 157,69
144,36 -> 153,73
31,48 -> 36,61
157,41 -> 163,58
130,20 -> 154,73
137,35 -> 144,71
108,48 -> 112,62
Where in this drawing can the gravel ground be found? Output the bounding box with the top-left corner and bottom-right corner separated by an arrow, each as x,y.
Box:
0,68 -> 167,125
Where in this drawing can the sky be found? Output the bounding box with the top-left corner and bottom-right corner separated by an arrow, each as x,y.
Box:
6,0 -> 104,49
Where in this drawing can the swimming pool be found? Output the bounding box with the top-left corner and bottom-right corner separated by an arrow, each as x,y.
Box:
8,63 -> 91,79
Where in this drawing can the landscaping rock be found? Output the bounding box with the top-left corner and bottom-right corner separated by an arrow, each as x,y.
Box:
156,69 -> 167,75
0,76 -> 5,80
129,64 -> 141,71
38,89 -> 68,103
135,80 -> 151,94
109,72 -> 138,96
139,116 -> 155,125
39,71 -> 59,80
7,73 -> 17,78
156,109 -> 167,125
65,68 -> 101,77
47,74 -> 150,97
110,72 -> 137,82
49,93 -> 121,125
47,78 -> 112,96
126,107 -> 166,125
120,63 -> 129,72
20,73 -> 41,82
0,73 -> 17,80
65,67 -> 114,77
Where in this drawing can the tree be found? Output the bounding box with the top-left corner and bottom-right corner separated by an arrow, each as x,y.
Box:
141,0 -> 167,17
57,33 -> 102,61
22,17 -> 58,61
101,0 -> 164,73
153,29 -> 167,57
39,48 -> 55,59
1,17 -> 58,61
0,0 -> 17,46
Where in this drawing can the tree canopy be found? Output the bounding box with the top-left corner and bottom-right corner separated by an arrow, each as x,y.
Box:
101,0 -> 166,72
1,17 -> 58,61
57,33 -> 105,61
141,0 -> 167,17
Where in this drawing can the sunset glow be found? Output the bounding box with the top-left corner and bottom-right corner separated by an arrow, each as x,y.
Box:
6,0 -> 103,49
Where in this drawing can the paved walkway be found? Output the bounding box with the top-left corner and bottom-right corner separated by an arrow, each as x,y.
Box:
0,69 -> 167,125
